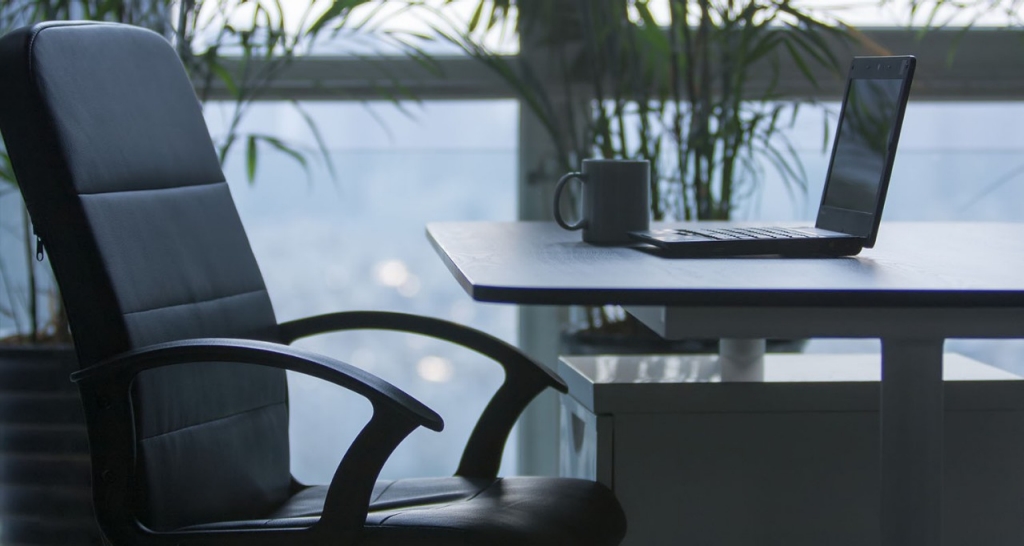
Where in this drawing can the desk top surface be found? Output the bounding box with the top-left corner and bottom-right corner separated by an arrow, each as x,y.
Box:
426,221 -> 1024,308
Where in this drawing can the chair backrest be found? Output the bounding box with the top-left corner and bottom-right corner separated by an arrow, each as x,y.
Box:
0,21 -> 292,529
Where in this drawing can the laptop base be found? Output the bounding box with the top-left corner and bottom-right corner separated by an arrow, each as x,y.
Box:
630,230 -> 864,258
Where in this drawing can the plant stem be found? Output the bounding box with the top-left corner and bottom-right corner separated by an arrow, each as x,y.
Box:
668,0 -> 689,220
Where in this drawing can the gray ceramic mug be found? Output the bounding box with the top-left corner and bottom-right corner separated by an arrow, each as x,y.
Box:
553,159 -> 650,244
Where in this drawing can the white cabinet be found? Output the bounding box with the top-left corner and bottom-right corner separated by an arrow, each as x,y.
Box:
558,353 -> 1024,546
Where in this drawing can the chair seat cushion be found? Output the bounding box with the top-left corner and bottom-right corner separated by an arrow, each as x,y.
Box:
372,476 -> 626,545
187,476 -> 626,545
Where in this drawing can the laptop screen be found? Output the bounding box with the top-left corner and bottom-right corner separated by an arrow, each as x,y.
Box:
815,56 -> 914,246
821,78 -> 905,213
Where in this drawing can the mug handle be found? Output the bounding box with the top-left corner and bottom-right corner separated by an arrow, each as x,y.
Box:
553,172 -> 587,231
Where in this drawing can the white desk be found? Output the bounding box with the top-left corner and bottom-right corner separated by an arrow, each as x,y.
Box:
427,220 -> 1024,546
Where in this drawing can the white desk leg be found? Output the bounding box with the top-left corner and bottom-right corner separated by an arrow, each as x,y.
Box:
880,338 -> 944,546
718,338 -> 766,382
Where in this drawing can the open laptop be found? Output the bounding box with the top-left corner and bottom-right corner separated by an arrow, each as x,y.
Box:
630,55 -> 916,257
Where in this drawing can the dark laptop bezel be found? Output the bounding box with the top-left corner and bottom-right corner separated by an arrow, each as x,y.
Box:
814,55 -> 916,248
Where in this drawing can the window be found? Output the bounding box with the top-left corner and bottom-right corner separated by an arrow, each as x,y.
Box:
206,1 -> 1024,474
206,99 -> 520,481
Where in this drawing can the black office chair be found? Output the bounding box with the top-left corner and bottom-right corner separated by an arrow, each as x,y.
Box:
0,21 -> 626,546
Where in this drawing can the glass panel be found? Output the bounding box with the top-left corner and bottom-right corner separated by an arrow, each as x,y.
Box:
640,0 -> 1021,27
206,100 -> 519,482
748,102 -> 1024,223
184,0 -> 518,57
745,101 -> 1024,375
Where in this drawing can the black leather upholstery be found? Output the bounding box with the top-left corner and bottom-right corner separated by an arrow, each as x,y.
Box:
0,20 -> 627,545
0,20 -> 289,531
185,477 -> 625,546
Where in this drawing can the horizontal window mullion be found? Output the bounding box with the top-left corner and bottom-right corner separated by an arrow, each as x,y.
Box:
194,28 -> 1024,102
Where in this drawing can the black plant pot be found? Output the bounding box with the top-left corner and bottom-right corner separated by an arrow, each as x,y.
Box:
0,345 -> 104,545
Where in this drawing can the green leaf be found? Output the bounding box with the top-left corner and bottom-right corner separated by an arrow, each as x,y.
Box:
254,134 -> 311,182
246,135 -> 257,184
207,60 -> 240,98
218,133 -> 237,166
467,0 -> 485,33
634,1 -> 670,56
309,0 -> 368,36
388,33 -> 444,76
780,37 -> 818,88
289,100 -> 337,182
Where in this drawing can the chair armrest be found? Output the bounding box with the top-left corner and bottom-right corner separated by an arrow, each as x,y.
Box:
71,338 -> 442,545
279,311 -> 568,478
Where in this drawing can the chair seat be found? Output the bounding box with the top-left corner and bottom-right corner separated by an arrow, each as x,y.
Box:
185,476 -> 626,545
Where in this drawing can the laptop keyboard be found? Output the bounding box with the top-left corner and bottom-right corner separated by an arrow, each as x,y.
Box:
668,227 -> 818,241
